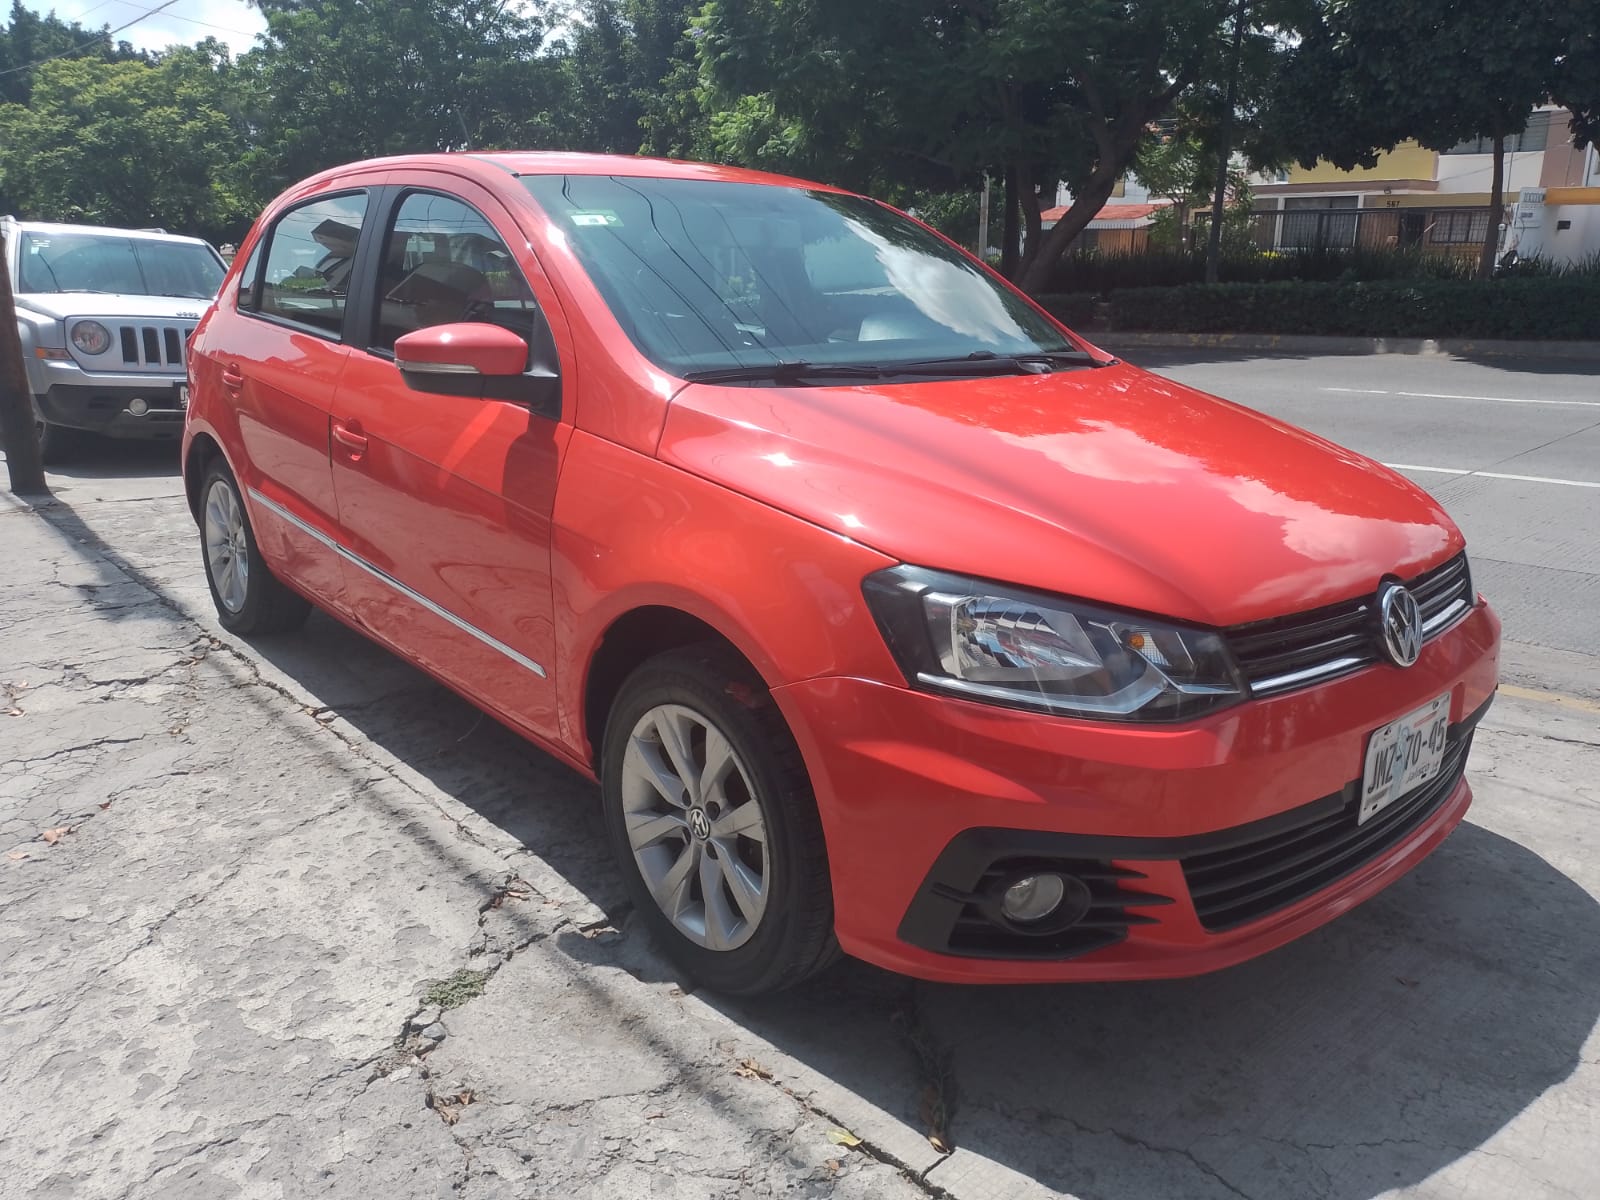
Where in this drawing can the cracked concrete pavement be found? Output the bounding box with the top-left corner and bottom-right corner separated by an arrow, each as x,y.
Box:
2,440 -> 1598,1200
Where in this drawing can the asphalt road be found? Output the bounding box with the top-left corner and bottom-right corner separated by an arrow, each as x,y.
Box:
1116,348 -> 1600,699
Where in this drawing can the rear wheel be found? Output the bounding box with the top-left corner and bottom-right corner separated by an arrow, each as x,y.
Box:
200,461 -> 311,635
601,644 -> 838,995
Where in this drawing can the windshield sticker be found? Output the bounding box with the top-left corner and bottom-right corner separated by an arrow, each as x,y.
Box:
569,212 -> 620,227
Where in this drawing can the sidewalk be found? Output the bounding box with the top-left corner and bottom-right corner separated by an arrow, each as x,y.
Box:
0,494 -> 931,1200
3,469 -> 1599,1200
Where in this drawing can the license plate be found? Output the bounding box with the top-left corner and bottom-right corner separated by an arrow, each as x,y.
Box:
177,385 -> 190,409
1360,692 -> 1450,824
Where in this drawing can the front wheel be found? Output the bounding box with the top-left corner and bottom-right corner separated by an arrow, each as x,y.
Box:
601,645 -> 838,995
200,461 -> 311,635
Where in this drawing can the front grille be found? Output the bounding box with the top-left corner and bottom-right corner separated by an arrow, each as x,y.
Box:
1181,729 -> 1473,932
1227,553 -> 1473,697
116,323 -> 194,370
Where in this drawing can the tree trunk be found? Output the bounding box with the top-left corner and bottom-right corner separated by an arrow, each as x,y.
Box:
1205,0 -> 1249,284
0,234 -> 49,497
1000,164 -> 1021,280
1478,132 -> 1506,280
1017,163 -> 1044,280
1017,164 -> 1123,293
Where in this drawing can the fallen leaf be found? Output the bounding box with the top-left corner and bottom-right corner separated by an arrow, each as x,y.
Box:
825,1159 -> 842,1173
98,800 -> 113,811
5,850 -> 29,862
4,707 -> 21,716
41,826 -> 75,845
928,1133 -> 951,1154
825,1128 -> 862,1148
734,1058 -> 772,1081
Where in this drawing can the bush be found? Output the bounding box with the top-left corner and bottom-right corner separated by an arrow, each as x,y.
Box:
1103,278 -> 1600,341
1046,245 -> 1478,293
1033,292 -> 1099,329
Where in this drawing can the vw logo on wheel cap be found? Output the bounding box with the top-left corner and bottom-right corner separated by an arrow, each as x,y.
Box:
1377,581 -> 1423,667
687,808 -> 712,840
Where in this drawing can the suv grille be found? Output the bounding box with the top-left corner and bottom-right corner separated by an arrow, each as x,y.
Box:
1181,726 -> 1474,932
1226,553 -> 1472,697
116,323 -> 194,370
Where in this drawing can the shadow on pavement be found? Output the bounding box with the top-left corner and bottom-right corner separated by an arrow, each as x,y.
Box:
39,434 -> 182,481
29,495 -> 1600,1200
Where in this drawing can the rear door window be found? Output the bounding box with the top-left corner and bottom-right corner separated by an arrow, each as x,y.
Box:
256,193 -> 370,338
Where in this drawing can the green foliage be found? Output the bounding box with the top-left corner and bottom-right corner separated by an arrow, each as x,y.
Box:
1103,279 -> 1600,340
0,46 -> 255,244
1046,244 -> 1478,292
1032,293 -> 1100,329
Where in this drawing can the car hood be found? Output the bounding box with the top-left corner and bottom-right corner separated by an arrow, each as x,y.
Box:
658,362 -> 1462,627
16,293 -> 212,321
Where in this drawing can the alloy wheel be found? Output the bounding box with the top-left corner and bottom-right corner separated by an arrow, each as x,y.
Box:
619,703 -> 770,951
203,479 -> 250,614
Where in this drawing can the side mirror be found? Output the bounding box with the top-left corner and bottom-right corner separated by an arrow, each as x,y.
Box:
395,323 -> 528,377
394,321 -> 561,416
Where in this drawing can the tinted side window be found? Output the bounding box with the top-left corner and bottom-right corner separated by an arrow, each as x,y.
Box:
236,239 -> 264,311
373,191 -> 538,353
257,193 -> 369,338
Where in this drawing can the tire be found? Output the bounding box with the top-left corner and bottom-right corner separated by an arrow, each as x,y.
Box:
199,460 -> 311,635
601,644 -> 839,995
35,419 -> 86,466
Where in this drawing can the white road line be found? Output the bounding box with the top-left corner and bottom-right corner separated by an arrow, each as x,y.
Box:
1384,463 -> 1600,489
1324,386 -> 1600,408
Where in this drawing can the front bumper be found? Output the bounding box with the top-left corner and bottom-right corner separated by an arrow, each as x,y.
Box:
34,381 -> 187,439
773,600 -> 1500,984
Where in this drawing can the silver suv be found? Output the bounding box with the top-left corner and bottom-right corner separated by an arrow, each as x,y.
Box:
6,216 -> 226,462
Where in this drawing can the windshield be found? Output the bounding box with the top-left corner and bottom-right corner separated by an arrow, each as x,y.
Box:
17,232 -> 225,300
522,175 -> 1076,377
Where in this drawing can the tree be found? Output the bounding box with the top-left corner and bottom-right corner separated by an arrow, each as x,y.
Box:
239,0 -> 568,195
1266,0 -> 1576,278
696,0 -> 1273,290
0,46 -> 255,244
560,0 -> 710,157
0,232 -> 47,496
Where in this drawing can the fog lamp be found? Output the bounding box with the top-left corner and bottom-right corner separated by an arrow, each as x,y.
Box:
127,397 -> 149,416
1000,873 -> 1066,923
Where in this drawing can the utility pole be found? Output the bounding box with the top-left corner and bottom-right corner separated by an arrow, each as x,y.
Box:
1205,0 -> 1250,285
0,233 -> 48,497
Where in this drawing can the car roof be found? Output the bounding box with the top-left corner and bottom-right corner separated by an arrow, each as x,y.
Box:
290,151 -> 847,195
7,219 -> 213,247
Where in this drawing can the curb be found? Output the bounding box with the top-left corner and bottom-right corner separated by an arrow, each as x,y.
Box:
1084,331 -> 1600,362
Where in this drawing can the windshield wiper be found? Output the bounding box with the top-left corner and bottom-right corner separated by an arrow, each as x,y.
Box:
892,350 -> 1109,375
681,361 -> 889,385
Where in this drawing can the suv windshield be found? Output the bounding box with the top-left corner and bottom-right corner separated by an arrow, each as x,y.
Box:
522,175 -> 1077,378
17,232 -> 224,300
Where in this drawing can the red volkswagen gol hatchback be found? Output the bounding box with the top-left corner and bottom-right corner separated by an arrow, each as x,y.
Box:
183,153 -> 1499,994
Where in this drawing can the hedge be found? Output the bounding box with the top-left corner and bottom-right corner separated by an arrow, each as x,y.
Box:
1039,279 -> 1600,341
1033,292 -> 1098,329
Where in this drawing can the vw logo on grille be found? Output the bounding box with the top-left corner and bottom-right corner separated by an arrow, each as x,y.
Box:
687,808 -> 712,840
1378,582 -> 1423,667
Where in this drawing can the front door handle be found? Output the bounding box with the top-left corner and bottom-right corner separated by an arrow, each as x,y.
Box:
331,421 -> 368,457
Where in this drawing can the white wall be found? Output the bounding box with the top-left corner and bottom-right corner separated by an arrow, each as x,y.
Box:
1435,151 -> 1546,194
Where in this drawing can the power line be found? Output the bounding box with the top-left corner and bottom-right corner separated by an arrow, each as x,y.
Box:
0,0 -> 183,77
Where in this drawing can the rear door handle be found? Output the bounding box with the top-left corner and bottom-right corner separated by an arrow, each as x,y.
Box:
331,421 -> 368,456
221,365 -> 243,392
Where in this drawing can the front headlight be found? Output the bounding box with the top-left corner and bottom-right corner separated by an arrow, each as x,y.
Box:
71,320 -> 112,356
862,566 -> 1245,722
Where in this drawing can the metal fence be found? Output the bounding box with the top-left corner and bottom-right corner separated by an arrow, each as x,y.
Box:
1194,206 -> 1495,259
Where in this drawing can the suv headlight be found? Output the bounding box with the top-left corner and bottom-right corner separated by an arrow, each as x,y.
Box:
862,566 -> 1245,722
71,320 -> 112,356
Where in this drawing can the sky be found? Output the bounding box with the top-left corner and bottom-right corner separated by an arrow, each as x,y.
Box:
19,0 -> 269,55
